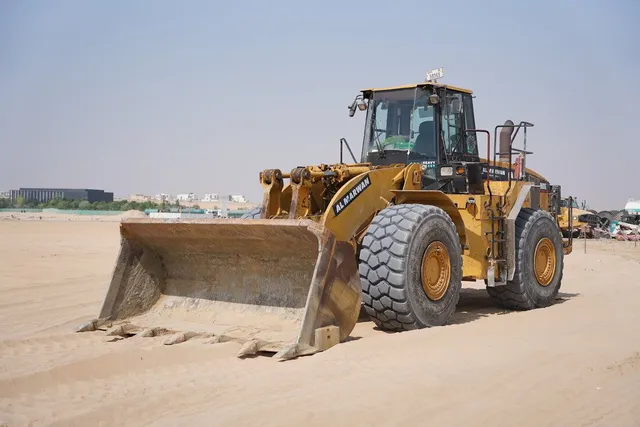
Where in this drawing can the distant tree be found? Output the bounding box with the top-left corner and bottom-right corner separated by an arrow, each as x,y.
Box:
139,201 -> 157,211
113,200 -> 128,210
46,198 -> 63,209
2,197 -> 165,212
58,199 -> 72,210
93,201 -> 107,211
24,199 -> 39,208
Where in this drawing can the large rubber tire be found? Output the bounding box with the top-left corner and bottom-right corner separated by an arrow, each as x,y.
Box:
486,208 -> 564,310
358,204 -> 462,331
240,207 -> 262,219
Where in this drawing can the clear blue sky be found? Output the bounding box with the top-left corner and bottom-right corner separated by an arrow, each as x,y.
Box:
1,0 -> 638,210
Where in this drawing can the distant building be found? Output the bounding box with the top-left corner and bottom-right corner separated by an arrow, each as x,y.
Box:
229,194 -> 247,203
177,193 -> 197,202
10,188 -> 114,203
129,194 -> 152,202
0,191 -> 10,199
201,193 -> 219,202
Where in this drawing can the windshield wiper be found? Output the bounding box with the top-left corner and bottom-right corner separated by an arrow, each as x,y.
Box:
371,129 -> 386,157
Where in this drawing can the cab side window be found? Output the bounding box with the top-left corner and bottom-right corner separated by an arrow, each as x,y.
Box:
462,93 -> 478,156
441,94 -> 463,153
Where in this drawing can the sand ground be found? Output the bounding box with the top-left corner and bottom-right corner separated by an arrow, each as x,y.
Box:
0,215 -> 639,426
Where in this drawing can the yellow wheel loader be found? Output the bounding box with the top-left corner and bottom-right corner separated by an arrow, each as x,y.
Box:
78,78 -> 572,360
557,197 -> 600,238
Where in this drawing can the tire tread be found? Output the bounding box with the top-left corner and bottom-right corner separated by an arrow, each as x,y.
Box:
359,204 -> 461,331
487,208 -> 563,309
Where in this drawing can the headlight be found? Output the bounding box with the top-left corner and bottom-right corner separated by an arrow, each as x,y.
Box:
440,166 -> 453,176
572,216 -> 578,221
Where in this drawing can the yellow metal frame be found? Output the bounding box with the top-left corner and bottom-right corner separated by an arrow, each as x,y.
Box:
253,80 -> 571,284
360,82 -> 473,95
257,161 -> 565,282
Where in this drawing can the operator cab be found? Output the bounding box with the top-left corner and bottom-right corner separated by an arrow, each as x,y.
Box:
348,77 -> 482,193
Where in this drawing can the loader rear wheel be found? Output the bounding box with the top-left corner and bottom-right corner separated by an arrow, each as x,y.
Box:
358,204 -> 462,331
486,208 -> 564,310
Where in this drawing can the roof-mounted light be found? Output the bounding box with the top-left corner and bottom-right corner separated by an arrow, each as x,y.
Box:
425,67 -> 444,83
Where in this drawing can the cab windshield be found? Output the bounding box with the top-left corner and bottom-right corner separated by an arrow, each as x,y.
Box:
362,88 -> 436,159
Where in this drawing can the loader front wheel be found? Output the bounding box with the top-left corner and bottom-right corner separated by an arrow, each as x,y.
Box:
358,204 -> 462,331
486,208 -> 564,310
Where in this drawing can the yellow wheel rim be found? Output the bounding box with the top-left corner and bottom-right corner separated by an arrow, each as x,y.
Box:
421,241 -> 451,301
534,237 -> 556,286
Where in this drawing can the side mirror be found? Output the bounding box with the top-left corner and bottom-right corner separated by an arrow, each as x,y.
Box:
348,100 -> 358,117
348,95 -> 366,117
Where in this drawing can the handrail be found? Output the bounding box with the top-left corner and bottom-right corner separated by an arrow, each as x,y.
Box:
340,138 -> 358,164
464,129 -> 492,206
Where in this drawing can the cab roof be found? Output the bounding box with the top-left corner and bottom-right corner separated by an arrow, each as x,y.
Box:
360,82 -> 473,95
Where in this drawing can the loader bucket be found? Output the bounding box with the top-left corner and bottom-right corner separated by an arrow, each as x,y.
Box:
93,218 -> 361,358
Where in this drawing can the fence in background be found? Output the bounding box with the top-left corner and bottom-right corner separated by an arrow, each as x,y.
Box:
0,208 -> 126,215
1,208 -> 252,217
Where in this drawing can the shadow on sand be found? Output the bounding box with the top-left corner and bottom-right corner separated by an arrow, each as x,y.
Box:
449,288 -> 580,325
357,288 -> 580,331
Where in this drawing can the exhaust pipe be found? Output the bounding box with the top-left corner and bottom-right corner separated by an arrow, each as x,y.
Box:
499,119 -> 515,163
